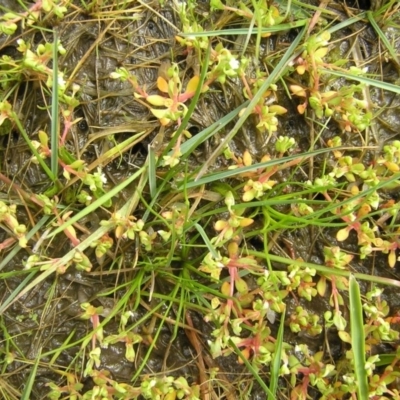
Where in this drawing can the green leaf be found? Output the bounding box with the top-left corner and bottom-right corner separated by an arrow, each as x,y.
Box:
147,94 -> 168,107
21,347 -> 42,400
269,307 -> 286,399
349,274 -> 369,400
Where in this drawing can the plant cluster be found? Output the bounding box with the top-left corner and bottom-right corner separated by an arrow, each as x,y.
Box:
0,0 -> 400,399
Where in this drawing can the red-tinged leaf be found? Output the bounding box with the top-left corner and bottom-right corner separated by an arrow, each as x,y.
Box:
238,348 -> 251,364
185,75 -> 200,95
157,76 -> 169,93
297,103 -> 306,114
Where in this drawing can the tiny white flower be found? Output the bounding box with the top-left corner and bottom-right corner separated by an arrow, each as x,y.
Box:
229,58 -> 239,70
97,168 -> 107,184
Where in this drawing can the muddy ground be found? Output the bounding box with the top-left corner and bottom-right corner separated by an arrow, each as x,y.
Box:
0,0 -> 400,398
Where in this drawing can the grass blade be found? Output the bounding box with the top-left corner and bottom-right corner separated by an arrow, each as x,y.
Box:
148,146 -> 157,198
320,68 -> 400,94
194,223 -> 219,259
163,44 -> 211,155
269,307 -> 286,399
12,112 -> 55,181
180,20 -> 308,37
327,12 -> 367,34
48,165 -> 146,238
367,11 -> 399,68
195,26 -> 306,180
349,274 -> 369,400
250,251 -> 400,287
228,338 -> 275,397
51,30 -> 59,177
0,271 -> 37,314
0,215 -> 50,271
179,100 -> 249,159
20,347 -> 42,400
185,146 -> 344,188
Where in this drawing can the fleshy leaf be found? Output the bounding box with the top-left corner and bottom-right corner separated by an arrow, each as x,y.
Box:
336,227 -> 349,241
290,85 -> 307,97
215,220 -> 227,231
297,103 -> 306,114
269,105 -> 287,115
160,117 -> 171,126
388,250 -> 396,268
296,65 -> 306,75
157,76 -> 169,93
221,281 -> 230,296
314,47 -> 329,60
239,218 -> 254,227
150,108 -> 168,119
184,75 -> 200,95
146,95 -> 167,107
243,150 -> 252,166
338,330 -> 351,343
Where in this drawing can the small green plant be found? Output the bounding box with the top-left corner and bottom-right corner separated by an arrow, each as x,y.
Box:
1,1 -> 400,400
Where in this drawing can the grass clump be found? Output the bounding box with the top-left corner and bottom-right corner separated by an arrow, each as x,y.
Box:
0,0 -> 400,399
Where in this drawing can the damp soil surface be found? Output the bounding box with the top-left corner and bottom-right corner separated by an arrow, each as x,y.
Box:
1,0 -> 400,399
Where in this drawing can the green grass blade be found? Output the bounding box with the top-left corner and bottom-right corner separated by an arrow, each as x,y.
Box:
163,44 -> 211,155
20,347 -> 42,400
148,146 -> 157,198
194,223 -> 218,259
48,165 -> 146,238
367,11 -> 400,68
0,271 -> 37,314
185,146 -> 344,188
250,251 -> 400,287
228,338 -> 275,397
51,30 -> 59,177
327,13 -> 367,34
0,215 -> 50,271
349,274 -> 369,400
195,26 -> 306,180
320,68 -> 400,94
179,100 -> 249,159
11,112 -> 56,181
21,348 -> 42,400
49,329 -> 76,365
180,20 -> 308,37
269,307 -> 286,399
